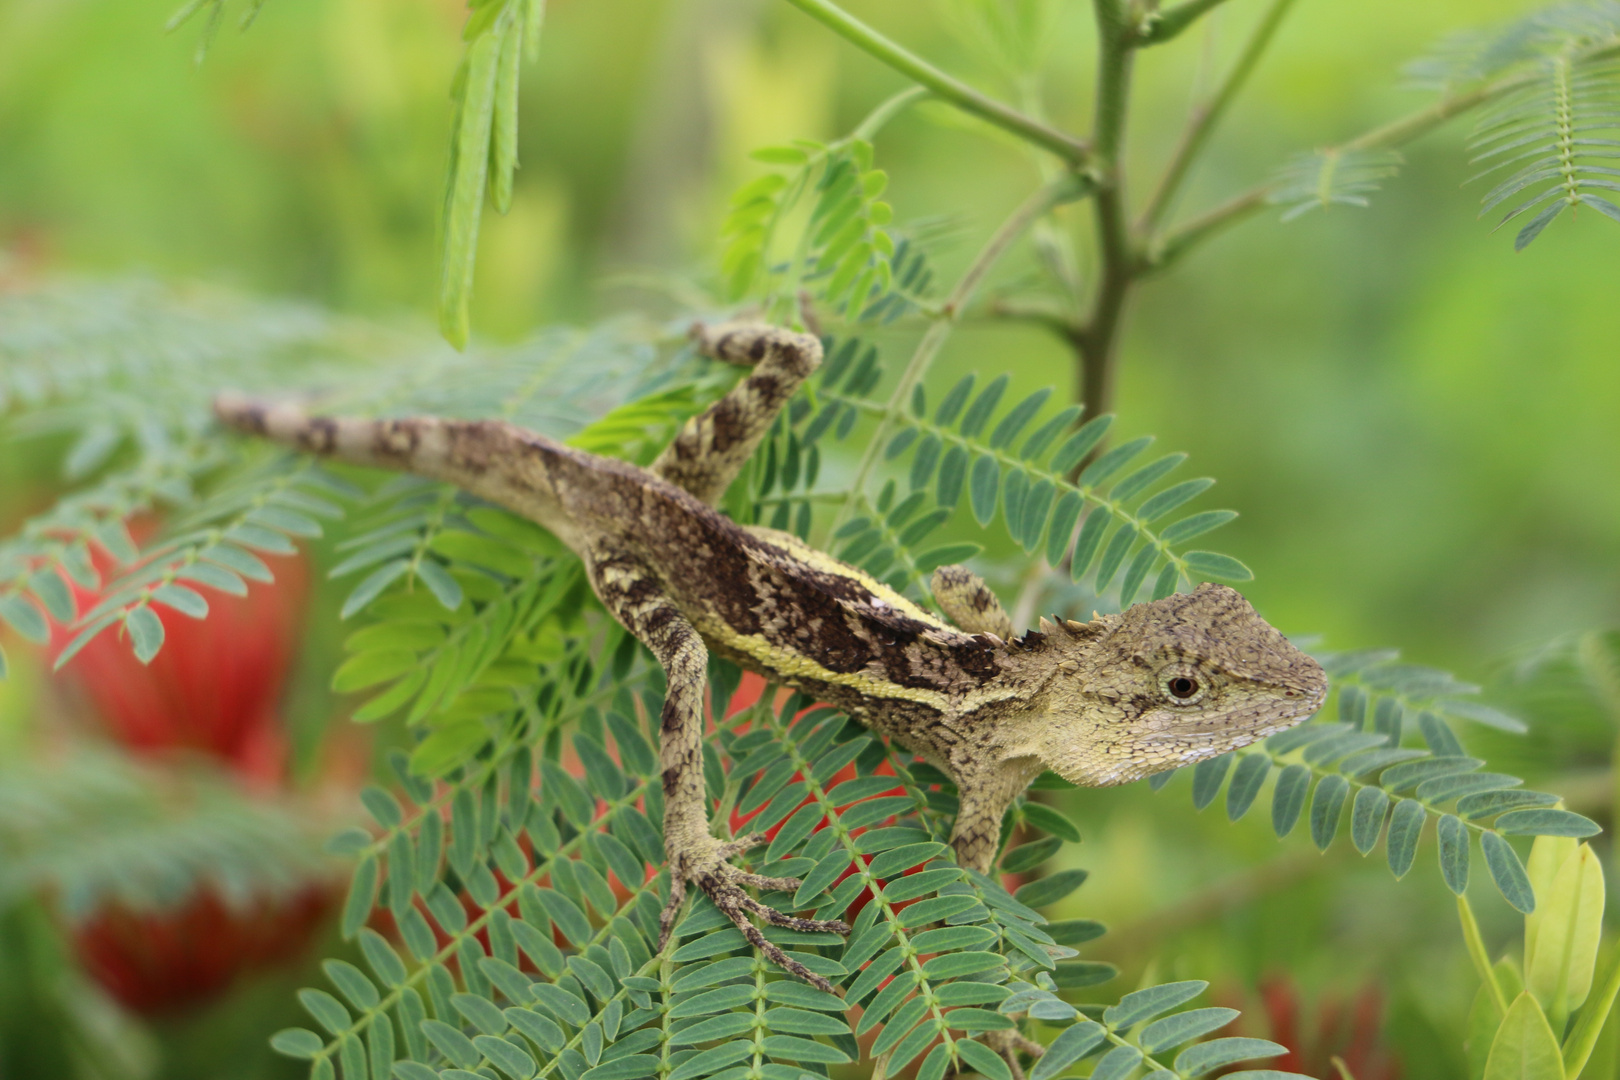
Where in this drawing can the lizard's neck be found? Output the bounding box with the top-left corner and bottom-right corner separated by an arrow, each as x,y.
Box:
969,630 -> 1097,765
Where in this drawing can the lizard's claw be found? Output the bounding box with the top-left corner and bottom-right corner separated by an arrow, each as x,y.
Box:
658,835 -> 851,994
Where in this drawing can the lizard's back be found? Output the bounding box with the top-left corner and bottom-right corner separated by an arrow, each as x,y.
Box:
575,461 -> 1008,725
213,389 -> 1009,732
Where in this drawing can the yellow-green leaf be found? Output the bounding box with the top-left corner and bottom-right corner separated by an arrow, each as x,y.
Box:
1483,993 -> 1564,1080
1525,836 -> 1579,970
1527,843 -> 1605,1018
333,650 -> 420,693
439,16 -> 507,349
489,18 -> 521,214
1468,981 -> 1507,1080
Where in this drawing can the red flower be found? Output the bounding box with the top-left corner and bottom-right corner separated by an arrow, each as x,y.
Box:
51,541 -> 309,786
43,530 -> 333,1014
74,887 -> 331,1014
1216,975 -> 1401,1080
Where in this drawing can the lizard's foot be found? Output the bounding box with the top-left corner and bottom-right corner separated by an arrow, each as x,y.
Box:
658,834 -> 851,993
689,322 -> 821,377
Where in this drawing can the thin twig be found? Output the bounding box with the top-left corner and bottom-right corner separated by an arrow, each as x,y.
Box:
778,0 -> 1090,165
824,173 -> 1091,539
1073,0 -> 1138,434
1137,0 -> 1300,232
852,85 -> 931,142
1137,0 -> 1240,46
1145,38 -> 1620,271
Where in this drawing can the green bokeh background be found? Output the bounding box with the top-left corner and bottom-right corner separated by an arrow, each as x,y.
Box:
2,0 -> 1617,1076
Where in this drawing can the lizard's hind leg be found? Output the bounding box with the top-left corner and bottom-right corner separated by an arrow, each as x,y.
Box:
588,547 -> 850,991
649,322 -> 821,507
931,564 -> 1014,639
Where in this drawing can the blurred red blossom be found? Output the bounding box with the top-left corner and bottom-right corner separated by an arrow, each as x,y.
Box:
51,541 -> 309,786
74,886 -> 331,1014
1216,975 -> 1401,1080
43,529 -> 336,1015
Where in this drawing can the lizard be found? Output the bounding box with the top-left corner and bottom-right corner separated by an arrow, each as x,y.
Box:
214,321 -> 1328,997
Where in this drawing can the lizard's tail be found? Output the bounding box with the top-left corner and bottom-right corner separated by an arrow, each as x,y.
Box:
212,393 -> 576,537
214,393 -> 459,471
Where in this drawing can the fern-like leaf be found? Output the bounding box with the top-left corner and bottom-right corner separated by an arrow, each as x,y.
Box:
274,678 -> 1311,1080
1406,1 -> 1620,90
1155,648 -> 1597,914
1267,149 -> 1405,222
0,750 -> 328,917
1470,54 -> 1620,249
785,335 -> 1248,607
721,139 -> 904,322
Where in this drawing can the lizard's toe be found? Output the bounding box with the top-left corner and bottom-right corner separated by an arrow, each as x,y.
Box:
716,832 -> 770,859
737,893 -> 851,936
732,869 -> 803,893
674,841 -> 849,993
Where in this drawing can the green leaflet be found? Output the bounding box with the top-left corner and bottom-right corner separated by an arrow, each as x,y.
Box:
1483,993 -> 1563,1080
1191,752 -> 1234,810
1104,980 -> 1207,1029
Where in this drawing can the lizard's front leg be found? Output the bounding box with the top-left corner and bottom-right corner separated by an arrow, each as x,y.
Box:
945,761 -> 1037,874
949,762 -> 1052,1070
588,549 -> 850,991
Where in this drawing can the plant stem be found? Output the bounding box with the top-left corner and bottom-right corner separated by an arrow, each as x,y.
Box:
1076,0 -> 1137,432
778,0 -> 1089,164
826,172 -> 1091,538
1564,945 -> 1620,1078
1138,0 -> 1300,232
1138,0 -> 1239,46
1144,186 -> 1269,271
1458,894 -> 1509,1014
852,85 -> 931,142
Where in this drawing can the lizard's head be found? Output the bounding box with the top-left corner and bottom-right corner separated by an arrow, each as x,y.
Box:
1021,582 -> 1327,786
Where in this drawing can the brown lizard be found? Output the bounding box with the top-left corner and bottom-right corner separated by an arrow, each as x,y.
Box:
214,321 -> 1327,994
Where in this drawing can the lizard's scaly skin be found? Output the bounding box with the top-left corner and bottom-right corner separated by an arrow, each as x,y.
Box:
214,322 -> 1327,995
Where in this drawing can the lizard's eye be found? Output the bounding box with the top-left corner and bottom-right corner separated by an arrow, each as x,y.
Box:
1160,668 -> 1206,704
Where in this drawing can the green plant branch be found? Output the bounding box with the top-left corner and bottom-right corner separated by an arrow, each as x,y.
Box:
0,442 -> 221,604
57,458 -> 340,668
1137,0 -> 1301,233
1090,0 -> 1135,171
1143,187 -> 1270,273
350,671 -> 637,865
1137,0 -> 1240,46
844,490 -> 932,595
853,85 -> 933,142
982,296 -> 1083,340
312,696 -> 763,1072
824,173 -> 1091,540
1075,0 -> 1138,436
777,0 -> 1089,165
1235,741 -> 1538,841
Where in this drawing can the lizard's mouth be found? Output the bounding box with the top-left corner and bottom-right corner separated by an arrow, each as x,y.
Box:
1142,684 -> 1325,744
